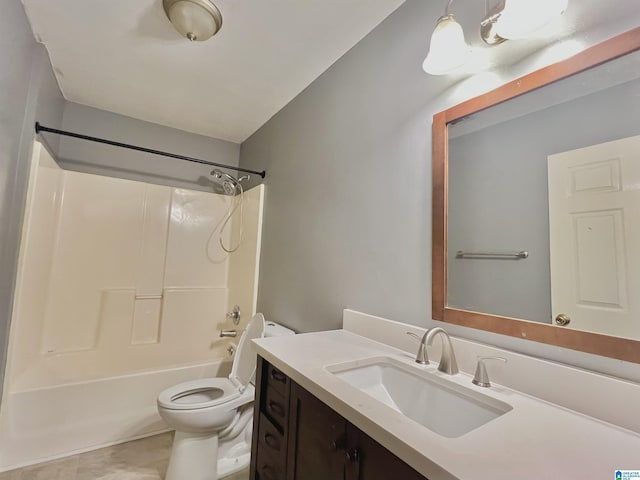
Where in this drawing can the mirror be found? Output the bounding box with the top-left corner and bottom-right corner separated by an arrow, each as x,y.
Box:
432,27 -> 640,363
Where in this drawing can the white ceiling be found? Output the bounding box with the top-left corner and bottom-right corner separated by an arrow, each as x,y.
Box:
20,0 -> 640,144
21,0 -> 405,143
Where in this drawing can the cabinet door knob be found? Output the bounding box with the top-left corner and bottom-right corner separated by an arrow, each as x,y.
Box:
555,313 -> 571,326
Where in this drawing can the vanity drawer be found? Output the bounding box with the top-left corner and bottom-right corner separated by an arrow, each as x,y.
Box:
262,384 -> 289,432
256,415 -> 286,480
257,413 -> 287,468
265,363 -> 289,396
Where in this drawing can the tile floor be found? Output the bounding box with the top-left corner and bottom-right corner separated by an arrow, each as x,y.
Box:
0,433 -> 249,480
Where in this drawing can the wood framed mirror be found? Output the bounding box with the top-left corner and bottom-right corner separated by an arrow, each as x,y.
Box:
432,27 -> 640,363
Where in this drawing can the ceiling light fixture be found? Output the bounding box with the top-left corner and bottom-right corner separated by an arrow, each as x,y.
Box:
422,1 -> 471,76
163,0 -> 223,42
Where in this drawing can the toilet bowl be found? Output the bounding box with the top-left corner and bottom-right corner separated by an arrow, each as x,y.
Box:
157,313 -> 294,480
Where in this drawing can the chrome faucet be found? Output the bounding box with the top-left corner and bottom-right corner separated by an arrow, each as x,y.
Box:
425,327 -> 459,375
405,327 -> 458,374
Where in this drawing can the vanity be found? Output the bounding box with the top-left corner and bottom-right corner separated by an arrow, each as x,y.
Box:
249,325 -> 640,480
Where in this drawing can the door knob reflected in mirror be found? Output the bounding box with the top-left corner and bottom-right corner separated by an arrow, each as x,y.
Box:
555,313 -> 571,326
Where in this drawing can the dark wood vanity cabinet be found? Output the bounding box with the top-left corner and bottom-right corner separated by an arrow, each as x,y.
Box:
250,357 -> 428,480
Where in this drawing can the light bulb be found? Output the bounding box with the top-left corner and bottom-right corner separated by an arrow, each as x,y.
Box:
496,0 -> 568,39
423,15 -> 471,76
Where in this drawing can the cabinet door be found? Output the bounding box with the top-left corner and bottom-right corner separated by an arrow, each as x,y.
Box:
346,424 -> 428,480
287,383 -> 347,480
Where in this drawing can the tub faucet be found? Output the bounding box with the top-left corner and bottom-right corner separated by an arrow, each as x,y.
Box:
425,327 -> 459,375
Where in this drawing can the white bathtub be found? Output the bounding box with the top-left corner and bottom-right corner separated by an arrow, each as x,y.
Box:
0,360 -> 230,471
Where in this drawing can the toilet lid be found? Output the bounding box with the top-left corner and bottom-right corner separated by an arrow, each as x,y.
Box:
230,313 -> 265,389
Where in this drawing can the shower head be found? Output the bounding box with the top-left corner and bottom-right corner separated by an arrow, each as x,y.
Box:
210,169 -> 239,196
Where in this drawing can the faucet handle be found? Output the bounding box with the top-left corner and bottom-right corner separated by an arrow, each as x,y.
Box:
472,356 -> 507,388
226,305 -> 241,326
405,332 -> 429,365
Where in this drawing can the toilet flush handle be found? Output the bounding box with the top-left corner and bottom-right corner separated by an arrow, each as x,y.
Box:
220,330 -> 238,338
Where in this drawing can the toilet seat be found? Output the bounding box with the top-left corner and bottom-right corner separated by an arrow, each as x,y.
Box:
158,378 -> 241,410
158,313 -> 266,412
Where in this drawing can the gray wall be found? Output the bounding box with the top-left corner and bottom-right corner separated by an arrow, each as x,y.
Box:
448,79 -> 640,324
0,1 -> 65,393
240,0 -> 442,334
240,0 -> 640,380
58,103 -> 240,193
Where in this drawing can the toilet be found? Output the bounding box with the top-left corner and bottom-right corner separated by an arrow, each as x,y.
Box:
157,313 -> 294,480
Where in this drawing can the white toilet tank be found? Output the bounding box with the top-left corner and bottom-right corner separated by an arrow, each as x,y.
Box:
264,321 -> 295,338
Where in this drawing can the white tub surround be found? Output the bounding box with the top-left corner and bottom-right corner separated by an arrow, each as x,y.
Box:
252,329 -> 640,480
9,144 -> 264,390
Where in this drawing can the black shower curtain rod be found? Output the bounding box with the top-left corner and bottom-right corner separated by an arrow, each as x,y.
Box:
34,122 -> 266,179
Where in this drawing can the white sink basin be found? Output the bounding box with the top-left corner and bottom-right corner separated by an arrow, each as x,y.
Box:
327,356 -> 512,438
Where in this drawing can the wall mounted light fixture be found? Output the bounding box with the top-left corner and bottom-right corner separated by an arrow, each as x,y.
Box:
163,0 -> 223,42
424,0 -> 569,75
423,2 -> 471,75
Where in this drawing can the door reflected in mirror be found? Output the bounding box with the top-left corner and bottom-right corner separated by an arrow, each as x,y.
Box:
548,136 -> 640,340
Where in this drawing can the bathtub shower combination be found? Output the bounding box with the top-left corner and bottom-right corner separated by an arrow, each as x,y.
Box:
0,142 -> 265,471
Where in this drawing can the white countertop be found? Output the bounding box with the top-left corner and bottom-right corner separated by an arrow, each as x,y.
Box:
253,329 -> 640,480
